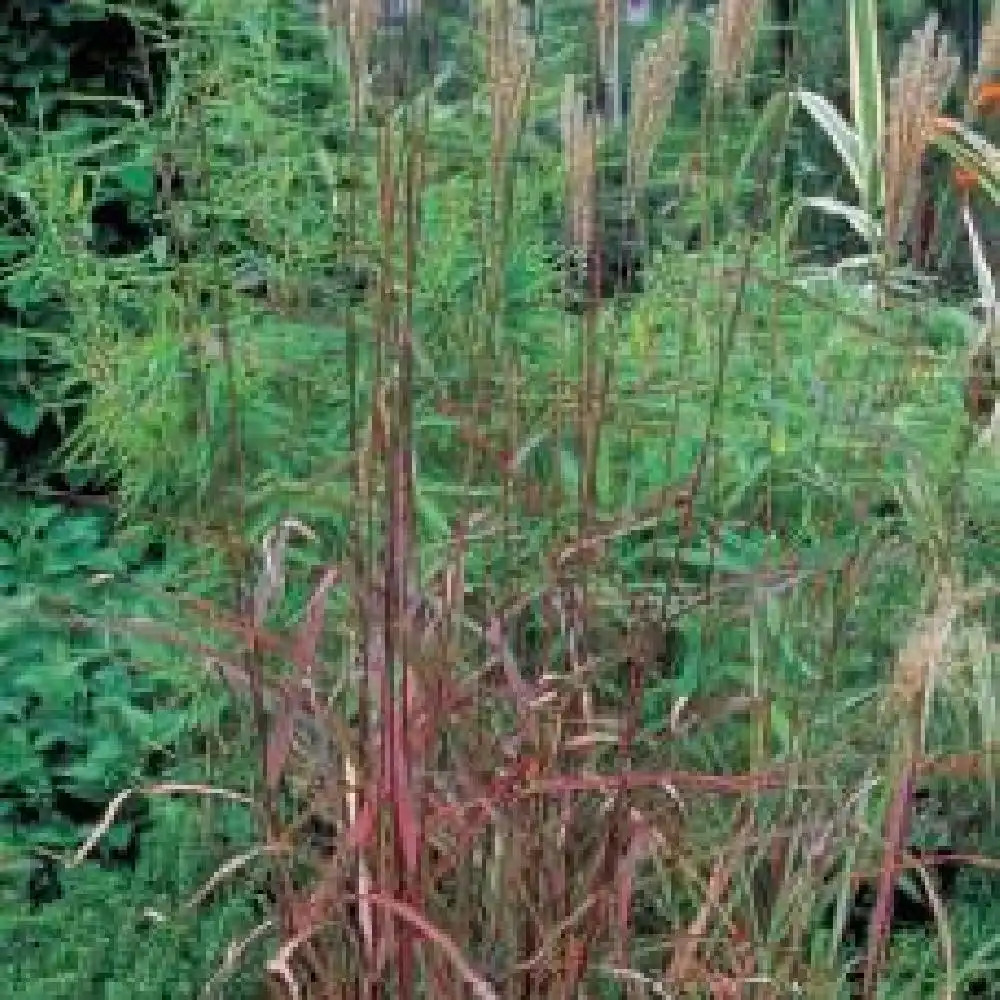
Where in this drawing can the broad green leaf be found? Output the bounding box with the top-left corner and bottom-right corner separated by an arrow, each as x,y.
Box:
847,0 -> 883,215
800,195 -> 879,244
796,90 -> 862,194
935,118 -> 1000,166
959,202 -> 996,308
932,121 -> 1000,204
511,431 -> 548,471
947,154 -> 1000,206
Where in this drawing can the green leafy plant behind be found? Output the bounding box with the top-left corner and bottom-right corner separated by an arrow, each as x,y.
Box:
3,1 -> 1000,998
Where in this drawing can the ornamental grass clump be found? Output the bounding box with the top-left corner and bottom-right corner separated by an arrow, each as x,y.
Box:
626,2 -> 688,198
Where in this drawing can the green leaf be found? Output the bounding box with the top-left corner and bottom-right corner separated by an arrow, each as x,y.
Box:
735,90 -> 792,188
800,195 -> 879,245
26,506 -> 61,536
559,448 -> 580,502
723,453 -> 771,516
46,513 -> 104,549
118,164 -> 155,200
5,274 -> 45,311
847,0 -> 883,194
958,202 -> 996,308
0,393 -> 43,436
932,123 -> 1000,205
770,701 -> 792,753
796,90 -> 862,195
675,618 -> 702,698
417,487 -> 451,542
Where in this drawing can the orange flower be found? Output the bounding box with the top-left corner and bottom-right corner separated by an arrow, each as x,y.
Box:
974,80 -> 1000,112
953,166 -> 980,192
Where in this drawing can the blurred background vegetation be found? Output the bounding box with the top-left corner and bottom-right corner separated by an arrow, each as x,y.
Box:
2,1 -> 1000,997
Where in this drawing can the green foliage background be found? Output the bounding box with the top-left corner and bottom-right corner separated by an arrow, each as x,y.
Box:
2,0 -> 1000,997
